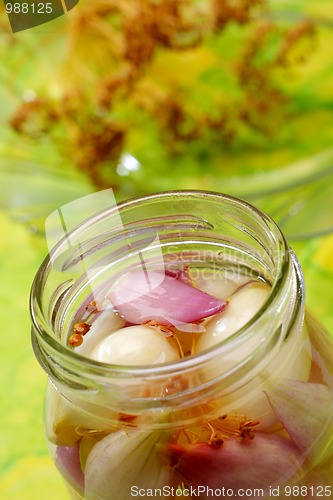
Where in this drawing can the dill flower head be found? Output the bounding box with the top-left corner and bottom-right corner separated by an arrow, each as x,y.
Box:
6,0 -> 317,190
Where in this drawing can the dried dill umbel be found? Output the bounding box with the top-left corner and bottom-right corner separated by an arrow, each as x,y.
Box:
8,0 -> 317,189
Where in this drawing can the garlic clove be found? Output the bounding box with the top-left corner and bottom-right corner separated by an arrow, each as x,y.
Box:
196,282 -> 313,430
265,379 -> 333,465
80,436 -> 101,472
196,282 -> 270,352
89,325 -> 180,365
218,321 -> 312,430
75,308 -> 125,356
85,429 -> 172,500
46,383 -> 116,446
192,269 -> 253,300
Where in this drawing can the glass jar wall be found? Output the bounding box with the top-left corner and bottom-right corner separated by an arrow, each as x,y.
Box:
30,191 -> 333,499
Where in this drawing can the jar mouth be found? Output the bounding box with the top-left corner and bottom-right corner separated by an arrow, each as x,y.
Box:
30,189 -> 296,382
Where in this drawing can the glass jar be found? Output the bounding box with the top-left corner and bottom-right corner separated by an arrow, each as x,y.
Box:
30,191 -> 333,500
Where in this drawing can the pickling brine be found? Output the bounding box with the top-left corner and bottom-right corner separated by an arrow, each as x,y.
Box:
31,191 -> 333,500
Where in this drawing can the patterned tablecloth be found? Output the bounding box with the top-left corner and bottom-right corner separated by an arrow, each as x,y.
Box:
0,211 -> 332,500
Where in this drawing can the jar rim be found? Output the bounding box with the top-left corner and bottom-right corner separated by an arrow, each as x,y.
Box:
30,189 -> 297,382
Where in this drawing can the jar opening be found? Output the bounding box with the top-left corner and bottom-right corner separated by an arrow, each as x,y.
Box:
31,190 -> 304,417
